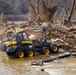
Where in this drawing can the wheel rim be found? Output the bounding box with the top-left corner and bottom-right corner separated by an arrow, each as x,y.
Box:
45,49 -> 50,55
18,52 -> 24,58
53,46 -> 58,52
28,51 -> 33,57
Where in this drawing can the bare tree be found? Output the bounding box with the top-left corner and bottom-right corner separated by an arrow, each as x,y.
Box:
36,0 -> 39,15
28,0 -> 57,24
28,0 -> 36,21
64,0 -> 68,20
64,0 -> 76,26
68,0 -> 76,22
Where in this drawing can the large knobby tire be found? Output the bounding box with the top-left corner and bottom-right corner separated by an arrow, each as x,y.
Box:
26,50 -> 34,57
50,44 -> 59,53
15,50 -> 25,58
43,48 -> 50,55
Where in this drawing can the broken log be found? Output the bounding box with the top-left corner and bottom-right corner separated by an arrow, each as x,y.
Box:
71,53 -> 76,56
30,52 -> 76,66
43,52 -> 71,63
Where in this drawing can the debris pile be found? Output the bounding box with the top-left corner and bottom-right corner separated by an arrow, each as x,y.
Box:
0,18 -> 76,51
0,18 -> 15,41
50,24 -> 76,51
23,22 -> 76,51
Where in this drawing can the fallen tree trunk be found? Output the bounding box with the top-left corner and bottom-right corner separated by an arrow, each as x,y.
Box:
30,52 -> 76,66
43,52 -> 71,63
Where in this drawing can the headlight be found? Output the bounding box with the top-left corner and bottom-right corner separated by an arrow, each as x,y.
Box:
29,45 -> 33,48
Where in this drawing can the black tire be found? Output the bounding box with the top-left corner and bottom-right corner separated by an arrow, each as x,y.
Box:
15,50 -> 25,58
50,44 -> 59,53
26,50 -> 34,57
42,48 -> 50,55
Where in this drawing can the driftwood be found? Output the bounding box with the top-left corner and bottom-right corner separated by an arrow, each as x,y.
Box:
30,52 -> 76,66
43,52 -> 76,63
42,52 -> 71,63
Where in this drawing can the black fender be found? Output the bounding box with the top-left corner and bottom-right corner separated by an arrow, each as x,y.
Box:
6,47 -> 15,52
15,45 -> 34,53
14,46 -> 24,53
40,47 -> 49,54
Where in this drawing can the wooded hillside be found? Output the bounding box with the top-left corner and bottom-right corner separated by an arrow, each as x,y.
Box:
0,0 -> 28,15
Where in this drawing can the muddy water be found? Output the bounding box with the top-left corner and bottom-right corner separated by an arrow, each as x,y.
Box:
0,51 -> 50,75
0,51 -> 76,75
44,58 -> 76,75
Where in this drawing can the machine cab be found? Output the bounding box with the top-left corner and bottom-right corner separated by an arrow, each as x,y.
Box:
12,29 -> 31,45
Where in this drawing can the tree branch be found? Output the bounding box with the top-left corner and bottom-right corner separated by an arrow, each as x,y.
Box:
28,0 -> 36,16
68,0 -> 76,22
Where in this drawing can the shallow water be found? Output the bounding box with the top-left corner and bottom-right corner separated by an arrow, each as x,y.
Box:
0,51 -> 76,75
45,57 -> 76,75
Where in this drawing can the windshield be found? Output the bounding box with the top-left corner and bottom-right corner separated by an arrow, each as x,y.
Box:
12,34 -> 17,41
12,32 -> 29,42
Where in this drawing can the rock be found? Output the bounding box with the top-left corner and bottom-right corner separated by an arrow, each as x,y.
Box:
26,69 -> 50,75
31,60 -> 43,66
59,48 -> 65,53
38,69 -> 50,75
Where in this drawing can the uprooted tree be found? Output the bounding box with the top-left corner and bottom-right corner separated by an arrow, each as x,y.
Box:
28,0 -> 58,24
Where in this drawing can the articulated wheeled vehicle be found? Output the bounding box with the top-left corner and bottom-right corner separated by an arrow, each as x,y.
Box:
1,28 -> 58,58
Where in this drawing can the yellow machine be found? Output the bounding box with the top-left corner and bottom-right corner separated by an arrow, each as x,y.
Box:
1,28 -> 58,58
1,28 -> 34,58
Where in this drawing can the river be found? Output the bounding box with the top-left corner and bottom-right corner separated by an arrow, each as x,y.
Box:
0,51 -> 76,75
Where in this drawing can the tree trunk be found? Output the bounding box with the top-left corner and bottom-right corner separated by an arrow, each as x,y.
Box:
28,0 -> 36,21
28,0 -> 57,24
64,0 -> 68,20
36,0 -> 39,15
64,0 -> 76,26
68,0 -> 76,22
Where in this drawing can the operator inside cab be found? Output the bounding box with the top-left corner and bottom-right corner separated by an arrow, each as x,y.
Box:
17,32 -> 28,42
22,32 -> 28,40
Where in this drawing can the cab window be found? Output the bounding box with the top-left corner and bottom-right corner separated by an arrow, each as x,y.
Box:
22,32 -> 28,40
12,34 -> 17,41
